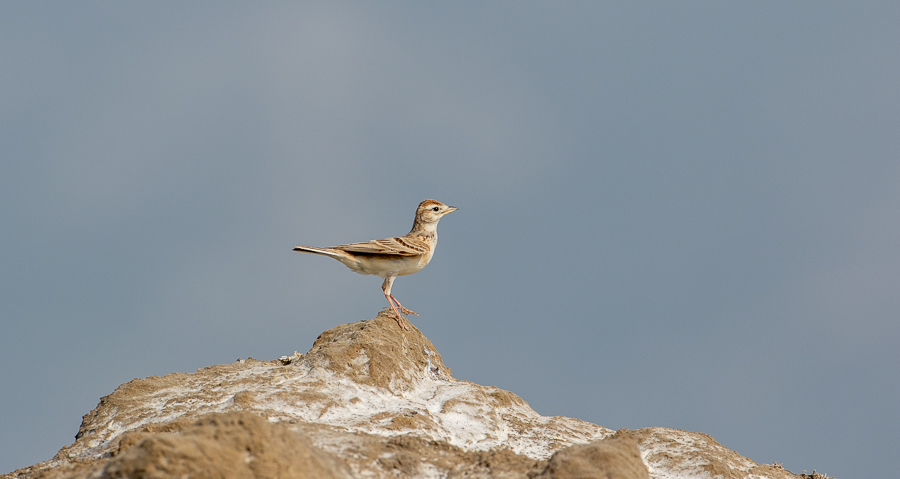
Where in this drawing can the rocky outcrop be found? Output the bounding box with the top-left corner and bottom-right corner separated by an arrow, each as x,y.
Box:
533,435 -> 648,479
4,311 -> 814,479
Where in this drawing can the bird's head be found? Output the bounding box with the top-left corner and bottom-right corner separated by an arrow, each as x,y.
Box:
415,199 -> 458,225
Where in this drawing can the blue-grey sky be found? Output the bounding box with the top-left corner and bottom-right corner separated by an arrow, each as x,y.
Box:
2,3 -> 898,477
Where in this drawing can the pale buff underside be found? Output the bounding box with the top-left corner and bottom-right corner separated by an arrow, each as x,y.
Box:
297,247 -> 433,278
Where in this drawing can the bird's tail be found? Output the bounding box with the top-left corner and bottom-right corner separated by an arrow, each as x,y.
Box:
293,245 -> 343,259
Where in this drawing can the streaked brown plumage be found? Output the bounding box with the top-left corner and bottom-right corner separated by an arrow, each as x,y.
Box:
293,199 -> 457,330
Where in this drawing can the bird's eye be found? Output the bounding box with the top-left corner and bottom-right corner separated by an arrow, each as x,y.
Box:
432,206 -> 440,211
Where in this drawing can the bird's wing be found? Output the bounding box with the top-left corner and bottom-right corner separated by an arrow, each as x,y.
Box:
333,236 -> 429,256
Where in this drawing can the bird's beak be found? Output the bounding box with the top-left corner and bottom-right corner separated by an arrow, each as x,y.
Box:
445,206 -> 458,214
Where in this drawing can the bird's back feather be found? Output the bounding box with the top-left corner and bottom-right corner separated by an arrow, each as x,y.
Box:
331,236 -> 430,256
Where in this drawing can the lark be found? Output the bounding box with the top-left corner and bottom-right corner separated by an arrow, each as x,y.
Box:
293,199 -> 458,330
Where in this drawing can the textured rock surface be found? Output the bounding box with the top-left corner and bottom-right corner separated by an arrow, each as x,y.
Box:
627,428 -> 799,479
533,435 -> 649,479
99,412 -> 349,479
4,311 -> 816,479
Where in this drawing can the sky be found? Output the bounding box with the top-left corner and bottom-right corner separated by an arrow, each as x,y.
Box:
1,2 -> 898,477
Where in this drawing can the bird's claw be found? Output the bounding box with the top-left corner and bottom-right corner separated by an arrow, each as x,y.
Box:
381,307 -> 410,330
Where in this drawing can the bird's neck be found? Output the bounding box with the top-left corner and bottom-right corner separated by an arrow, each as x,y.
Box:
409,219 -> 439,239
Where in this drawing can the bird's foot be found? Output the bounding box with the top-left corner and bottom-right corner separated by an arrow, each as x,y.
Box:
382,306 -> 410,330
388,295 -> 418,316
392,311 -> 410,330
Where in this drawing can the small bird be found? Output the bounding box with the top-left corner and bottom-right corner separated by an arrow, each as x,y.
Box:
293,199 -> 458,330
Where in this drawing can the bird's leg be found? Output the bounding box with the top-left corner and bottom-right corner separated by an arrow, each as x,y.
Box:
381,276 -> 417,316
389,295 -> 418,316
384,295 -> 409,330
381,277 -> 409,330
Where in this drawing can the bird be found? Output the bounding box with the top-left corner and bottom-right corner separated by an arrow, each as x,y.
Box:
293,199 -> 458,330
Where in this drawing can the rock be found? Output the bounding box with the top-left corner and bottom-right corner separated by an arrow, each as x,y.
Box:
532,435 -> 649,479
625,427 -> 799,479
3,312 -> 824,479
102,412 -> 349,479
